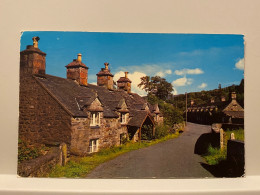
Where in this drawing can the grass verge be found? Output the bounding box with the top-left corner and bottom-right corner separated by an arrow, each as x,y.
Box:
203,128 -> 244,165
48,132 -> 180,178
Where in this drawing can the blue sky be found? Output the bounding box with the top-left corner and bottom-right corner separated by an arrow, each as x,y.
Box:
20,31 -> 244,96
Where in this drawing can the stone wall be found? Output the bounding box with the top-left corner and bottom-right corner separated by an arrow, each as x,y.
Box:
18,145 -> 66,177
70,114 -> 127,155
227,140 -> 245,176
19,74 -> 72,146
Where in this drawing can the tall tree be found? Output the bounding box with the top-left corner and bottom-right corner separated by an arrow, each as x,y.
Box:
138,76 -> 174,100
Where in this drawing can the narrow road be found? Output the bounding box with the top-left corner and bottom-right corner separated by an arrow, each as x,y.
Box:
86,122 -> 213,178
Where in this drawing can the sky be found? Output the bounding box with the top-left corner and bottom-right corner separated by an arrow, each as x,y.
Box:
20,31 -> 244,96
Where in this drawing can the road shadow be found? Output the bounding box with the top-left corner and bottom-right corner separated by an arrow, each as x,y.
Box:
195,133 -> 244,177
200,161 -> 244,178
194,133 -> 219,155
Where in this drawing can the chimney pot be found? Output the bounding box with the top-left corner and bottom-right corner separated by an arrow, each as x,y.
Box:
125,72 -> 128,78
77,53 -> 82,62
231,92 -> 236,100
104,62 -> 109,70
32,36 -> 40,48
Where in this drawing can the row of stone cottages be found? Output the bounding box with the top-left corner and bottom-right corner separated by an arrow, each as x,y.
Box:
19,37 -> 163,156
187,93 -> 244,125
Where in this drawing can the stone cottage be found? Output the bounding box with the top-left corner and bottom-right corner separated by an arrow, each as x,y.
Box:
19,37 -> 163,156
187,92 -> 244,125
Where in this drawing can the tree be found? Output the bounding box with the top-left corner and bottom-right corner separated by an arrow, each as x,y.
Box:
138,76 -> 173,100
146,93 -> 184,126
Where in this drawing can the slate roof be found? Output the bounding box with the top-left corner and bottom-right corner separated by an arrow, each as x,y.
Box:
20,45 -> 46,56
65,59 -> 88,69
188,101 -> 229,111
35,74 -> 96,117
127,110 -> 150,127
223,111 -> 244,118
187,97 -> 244,119
96,68 -> 113,77
117,77 -> 132,83
35,74 -> 158,126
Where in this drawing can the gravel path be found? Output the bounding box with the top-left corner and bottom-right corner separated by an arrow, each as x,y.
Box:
86,122 -> 213,178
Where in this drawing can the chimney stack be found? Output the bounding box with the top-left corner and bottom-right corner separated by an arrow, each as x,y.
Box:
66,54 -> 89,86
117,72 -> 132,93
20,36 -> 46,76
96,62 -> 114,90
231,92 -> 236,100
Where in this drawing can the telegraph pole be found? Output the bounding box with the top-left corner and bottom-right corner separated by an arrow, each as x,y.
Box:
185,92 -> 187,125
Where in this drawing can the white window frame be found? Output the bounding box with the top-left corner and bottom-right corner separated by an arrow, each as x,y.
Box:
90,112 -> 101,126
120,113 -> 126,124
89,139 -> 99,153
156,113 -> 159,122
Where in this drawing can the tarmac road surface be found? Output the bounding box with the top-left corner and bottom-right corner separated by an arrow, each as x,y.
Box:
86,122 -> 214,178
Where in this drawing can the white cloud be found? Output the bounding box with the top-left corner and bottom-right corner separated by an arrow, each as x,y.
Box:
156,71 -> 164,77
198,83 -> 207,89
165,69 -> 172,74
155,69 -> 172,77
174,68 -> 204,76
235,58 -> 244,70
116,64 -> 173,78
172,87 -> 178,95
172,77 -> 193,87
114,71 -> 147,96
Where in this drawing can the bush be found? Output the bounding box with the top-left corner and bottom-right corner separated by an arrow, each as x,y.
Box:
154,124 -> 170,139
146,93 -> 184,127
203,145 -> 226,165
203,129 -> 244,166
141,124 -> 154,140
18,139 -> 49,163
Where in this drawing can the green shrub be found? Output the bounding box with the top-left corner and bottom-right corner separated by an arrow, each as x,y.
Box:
225,128 -> 244,142
141,124 -> 154,140
203,129 -> 244,165
154,124 -> 170,139
18,139 -> 49,163
203,145 -> 226,165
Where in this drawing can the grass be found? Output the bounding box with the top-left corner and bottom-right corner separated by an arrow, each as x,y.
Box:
48,132 -> 180,178
203,128 -> 244,165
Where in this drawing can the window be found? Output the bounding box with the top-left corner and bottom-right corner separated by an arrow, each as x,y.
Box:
89,139 -> 99,153
120,113 -> 126,124
90,112 -> 100,126
156,113 -> 159,122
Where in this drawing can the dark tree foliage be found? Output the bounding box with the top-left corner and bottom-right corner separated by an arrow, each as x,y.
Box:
138,76 -> 173,100
146,94 -> 184,126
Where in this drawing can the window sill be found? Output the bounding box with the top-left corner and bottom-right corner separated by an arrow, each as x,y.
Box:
90,126 -> 100,129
